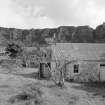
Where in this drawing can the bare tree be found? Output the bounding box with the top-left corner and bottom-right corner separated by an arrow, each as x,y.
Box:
52,59 -> 66,87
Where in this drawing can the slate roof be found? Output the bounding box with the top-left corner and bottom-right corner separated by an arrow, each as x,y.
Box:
51,43 -> 105,61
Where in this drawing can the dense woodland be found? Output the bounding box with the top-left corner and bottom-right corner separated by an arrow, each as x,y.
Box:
1,23 -> 105,46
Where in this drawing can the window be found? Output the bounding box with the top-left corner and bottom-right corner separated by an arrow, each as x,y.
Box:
74,64 -> 79,73
44,54 -> 47,58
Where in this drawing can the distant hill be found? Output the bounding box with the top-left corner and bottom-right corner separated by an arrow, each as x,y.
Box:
0,23 -> 105,46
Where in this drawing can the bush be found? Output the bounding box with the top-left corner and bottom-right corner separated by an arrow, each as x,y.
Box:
5,42 -> 23,59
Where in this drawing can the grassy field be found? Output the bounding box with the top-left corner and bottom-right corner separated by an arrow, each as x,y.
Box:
0,67 -> 105,105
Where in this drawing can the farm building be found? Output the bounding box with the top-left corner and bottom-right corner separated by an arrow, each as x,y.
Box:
23,47 -> 52,78
22,47 -> 39,68
51,43 -> 105,82
20,43 -> 105,82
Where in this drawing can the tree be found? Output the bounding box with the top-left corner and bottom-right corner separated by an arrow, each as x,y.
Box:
52,60 -> 66,87
5,42 -> 23,59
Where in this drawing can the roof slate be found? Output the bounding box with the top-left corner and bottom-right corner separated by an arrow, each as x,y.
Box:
51,43 -> 105,61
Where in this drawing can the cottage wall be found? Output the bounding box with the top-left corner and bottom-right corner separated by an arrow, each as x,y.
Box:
66,61 -> 101,82
51,60 -> 105,82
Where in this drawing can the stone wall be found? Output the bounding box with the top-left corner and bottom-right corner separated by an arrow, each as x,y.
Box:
66,61 -> 100,82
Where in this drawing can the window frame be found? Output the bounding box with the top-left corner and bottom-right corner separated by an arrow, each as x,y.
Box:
74,64 -> 79,73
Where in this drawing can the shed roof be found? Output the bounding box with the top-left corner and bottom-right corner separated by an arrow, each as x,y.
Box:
51,43 -> 105,61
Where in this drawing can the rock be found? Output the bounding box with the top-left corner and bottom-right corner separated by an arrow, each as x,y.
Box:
0,23 -> 105,46
94,22 -> 105,42
72,26 -> 93,43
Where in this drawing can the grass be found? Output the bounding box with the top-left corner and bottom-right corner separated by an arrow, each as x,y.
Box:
68,95 -> 79,105
71,82 -> 105,98
8,83 -> 44,105
1,64 -> 105,105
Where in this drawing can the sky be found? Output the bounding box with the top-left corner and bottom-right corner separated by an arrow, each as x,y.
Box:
0,0 -> 105,29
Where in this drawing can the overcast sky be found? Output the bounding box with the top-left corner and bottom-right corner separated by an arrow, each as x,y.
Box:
0,0 -> 105,29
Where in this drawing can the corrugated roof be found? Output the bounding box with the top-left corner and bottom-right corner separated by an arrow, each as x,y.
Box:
51,43 -> 105,61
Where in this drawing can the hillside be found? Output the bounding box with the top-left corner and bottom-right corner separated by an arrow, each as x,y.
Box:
0,23 -> 105,46
0,68 -> 105,105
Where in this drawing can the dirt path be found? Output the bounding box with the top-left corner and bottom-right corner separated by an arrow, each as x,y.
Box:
0,72 -> 105,105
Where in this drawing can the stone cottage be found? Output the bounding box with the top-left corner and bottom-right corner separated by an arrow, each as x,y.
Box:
51,43 -> 105,82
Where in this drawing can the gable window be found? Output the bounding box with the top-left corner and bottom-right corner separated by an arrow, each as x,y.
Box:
74,64 -> 79,73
